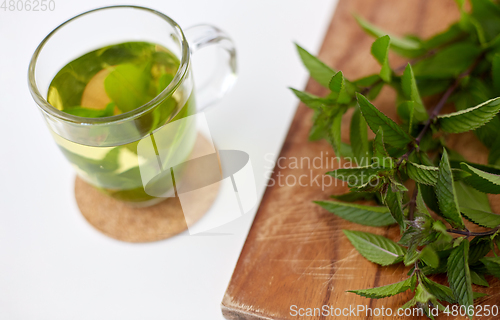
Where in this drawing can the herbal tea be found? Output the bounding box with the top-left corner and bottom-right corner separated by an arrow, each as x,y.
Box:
47,41 -> 196,204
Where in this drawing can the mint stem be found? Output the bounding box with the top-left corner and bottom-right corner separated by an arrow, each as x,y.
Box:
396,54 -> 484,167
446,226 -> 500,237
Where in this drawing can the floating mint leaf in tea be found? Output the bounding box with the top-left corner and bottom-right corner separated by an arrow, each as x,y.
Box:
48,41 -> 179,115
47,41 -> 196,204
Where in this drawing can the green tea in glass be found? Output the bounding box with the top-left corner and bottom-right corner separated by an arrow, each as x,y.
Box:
28,6 -> 237,207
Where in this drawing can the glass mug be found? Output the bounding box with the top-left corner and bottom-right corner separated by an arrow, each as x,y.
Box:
28,6 -> 237,207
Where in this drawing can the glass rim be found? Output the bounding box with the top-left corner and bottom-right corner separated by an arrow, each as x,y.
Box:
28,5 -> 190,125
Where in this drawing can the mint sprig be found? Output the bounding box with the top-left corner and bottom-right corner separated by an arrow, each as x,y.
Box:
292,1 -> 500,317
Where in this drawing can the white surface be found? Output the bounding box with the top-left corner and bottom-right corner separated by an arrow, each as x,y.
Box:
0,0 -> 337,319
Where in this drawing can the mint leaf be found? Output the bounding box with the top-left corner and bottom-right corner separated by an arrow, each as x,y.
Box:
470,271 -> 489,287
488,138 -> 500,165
454,180 -> 492,212
493,54 -> 500,95
470,0 -> 500,43
315,201 -> 395,226
469,237 -> 492,265
420,274 -> 455,304
295,44 -> 336,87
373,128 -> 394,168
420,246 -> 439,269
327,165 -> 386,187
350,107 -> 370,166
348,278 -> 412,298
328,109 -> 344,157
412,42 -> 481,78
437,97 -> 500,133
480,256 -> 500,279
401,64 -> 428,124
354,15 -> 423,57
371,35 -> 392,82
401,64 -> 423,106
309,110 -> 330,141
436,150 -> 465,228
343,230 -> 406,266
448,239 -> 473,318
329,71 -> 351,104
460,207 -> 500,228
407,162 -> 439,186
290,88 -> 330,110
104,63 -> 151,113
423,23 -> 464,50
385,188 -> 405,232
63,102 -> 115,118
461,162 -> 500,194
330,192 -> 374,202
356,93 -> 412,148
416,185 -> 431,216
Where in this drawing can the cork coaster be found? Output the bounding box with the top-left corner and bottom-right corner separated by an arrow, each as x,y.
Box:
75,133 -> 220,242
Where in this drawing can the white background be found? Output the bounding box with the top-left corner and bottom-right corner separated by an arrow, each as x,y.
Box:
0,0 -> 337,319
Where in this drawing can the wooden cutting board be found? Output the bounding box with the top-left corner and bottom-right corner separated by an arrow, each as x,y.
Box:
221,0 -> 500,319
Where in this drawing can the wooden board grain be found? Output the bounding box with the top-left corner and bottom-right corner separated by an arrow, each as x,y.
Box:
221,0 -> 500,319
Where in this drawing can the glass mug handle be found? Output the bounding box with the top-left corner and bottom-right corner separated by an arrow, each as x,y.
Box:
184,25 -> 237,110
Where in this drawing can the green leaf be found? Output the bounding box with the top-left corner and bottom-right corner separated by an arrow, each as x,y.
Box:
309,110 -> 330,141
469,237 -> 492,265
454,180 -> 492,212
412,282 -> 445,317
327,165 -> 386,187
104,63 -> 151,113
447,239 -> 473,317
329,71 -> 351,104
343,230 -> 405,266
420,246 -> 439,269
470,0 -> 500,43
296,44 -> 336,87
461,162 -> 500,194
460,207 -> 500,228
401,65 -> 429,124
471,271 -> 489,287
373,128 -> 394,168
350,107 -> 370,166
488,138 -> 500,166
356,93 -> 412,148
420,183 -> 441,215
401,64 -> 423,106
422,272 -> 485,303
416,185 -> 431,216
315,201 -> 396,226
480,256 -> 500,279
451,160 -> 500,175
437,97 -> 500,133
412,42 -> 481,78
406,162 -> 438,186
348,278 -> 412,298
329,71 -> 344,93
436,150 -> 465,228
63,102 -> 115,118
423,23 -> 465,50
492,54 -> 500,95
330,192 -> 374,202
290,88 -> 330,110
329,109 -> 344,157
371,35 -> 392,82
420,274 -> 455,304
404,246 -> 420,266
354,15 -> 423,57
385,188 -> 405,231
